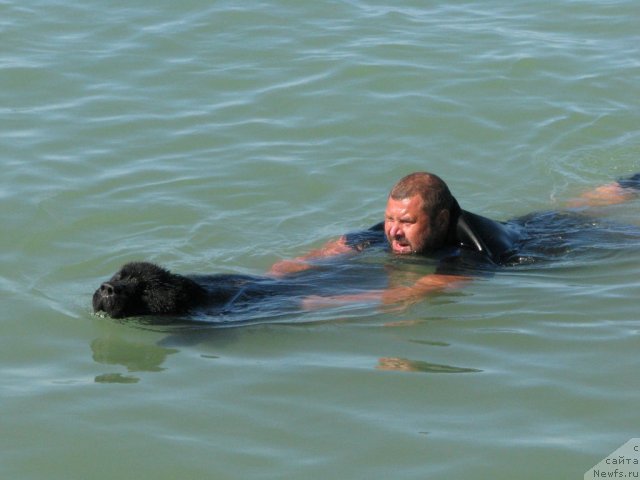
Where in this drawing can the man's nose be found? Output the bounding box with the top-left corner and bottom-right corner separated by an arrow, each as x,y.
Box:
388,222 -> 403,238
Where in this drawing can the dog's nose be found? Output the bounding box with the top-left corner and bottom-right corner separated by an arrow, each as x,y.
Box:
100,282 -> 115,296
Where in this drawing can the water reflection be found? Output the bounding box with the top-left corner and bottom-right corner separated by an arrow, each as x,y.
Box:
376,357 -> 482,374
91,337 -> 178,383
94,373 -> 141,384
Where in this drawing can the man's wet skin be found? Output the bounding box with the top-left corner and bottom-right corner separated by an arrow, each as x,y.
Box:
384,195 -> 448,255
567,182 -> 637,208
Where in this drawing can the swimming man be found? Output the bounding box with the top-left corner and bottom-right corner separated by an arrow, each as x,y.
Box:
269,171 -> 640,306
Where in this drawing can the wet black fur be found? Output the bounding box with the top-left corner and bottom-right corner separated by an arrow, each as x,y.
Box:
92,261 -> 256,319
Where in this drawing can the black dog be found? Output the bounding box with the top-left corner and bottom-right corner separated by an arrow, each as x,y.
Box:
93,259 -> 391,321
93,261 -> 267,319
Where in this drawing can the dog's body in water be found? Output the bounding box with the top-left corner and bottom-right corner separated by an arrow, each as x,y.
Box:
93,261 -> 280,320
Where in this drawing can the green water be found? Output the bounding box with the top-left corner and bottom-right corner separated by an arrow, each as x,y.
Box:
2,1 -> 639,478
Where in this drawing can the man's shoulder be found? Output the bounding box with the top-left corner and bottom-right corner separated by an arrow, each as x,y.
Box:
455,210 -> 521,265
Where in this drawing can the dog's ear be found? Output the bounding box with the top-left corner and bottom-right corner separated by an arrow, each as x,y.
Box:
142,282 -> 182,314
140,271 -> 202,315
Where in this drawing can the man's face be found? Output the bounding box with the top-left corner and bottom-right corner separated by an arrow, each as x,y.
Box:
384,195 -> 448,254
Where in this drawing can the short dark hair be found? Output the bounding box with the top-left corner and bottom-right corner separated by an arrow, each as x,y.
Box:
389,172 -> 456,216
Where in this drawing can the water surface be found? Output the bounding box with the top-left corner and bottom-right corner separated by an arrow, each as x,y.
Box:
2,1 -> 639,478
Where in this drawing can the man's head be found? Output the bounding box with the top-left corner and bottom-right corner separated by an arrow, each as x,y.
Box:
384,172 -> 456,254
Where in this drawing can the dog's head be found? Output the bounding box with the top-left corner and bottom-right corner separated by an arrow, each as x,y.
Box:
92,262 -> 204,318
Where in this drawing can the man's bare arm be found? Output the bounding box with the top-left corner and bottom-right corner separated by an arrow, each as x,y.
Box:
301,273 -> 470,309
268,235 -> 355,277
380,273 -> 470,304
